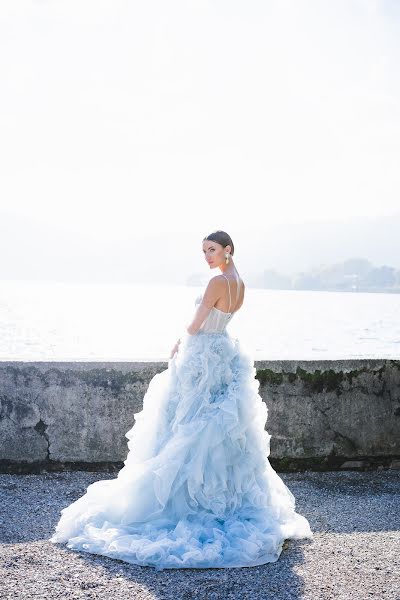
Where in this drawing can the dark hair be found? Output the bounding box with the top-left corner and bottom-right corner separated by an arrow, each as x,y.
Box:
203,230 -> 234,256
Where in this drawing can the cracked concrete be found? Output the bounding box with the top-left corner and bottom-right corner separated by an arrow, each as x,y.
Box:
34,419 -> 51,460
313,405 -> 358,453
0,359 -> 399,473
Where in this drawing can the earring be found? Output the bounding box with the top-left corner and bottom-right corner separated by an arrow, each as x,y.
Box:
225,253 -> 230,264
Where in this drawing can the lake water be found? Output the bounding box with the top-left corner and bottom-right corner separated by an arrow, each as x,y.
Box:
0,279 -> 399,362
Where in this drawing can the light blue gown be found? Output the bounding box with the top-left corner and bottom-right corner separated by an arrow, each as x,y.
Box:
50,276 -> 313,570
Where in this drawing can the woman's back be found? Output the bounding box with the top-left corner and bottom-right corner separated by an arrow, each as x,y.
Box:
195,273 -> 245,334
214,273 -> 245,314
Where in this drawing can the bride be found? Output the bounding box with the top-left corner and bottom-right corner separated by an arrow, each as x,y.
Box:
50,230 -> 313,570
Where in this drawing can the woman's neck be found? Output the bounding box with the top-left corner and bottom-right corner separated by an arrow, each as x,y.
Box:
219,262 -> 238,277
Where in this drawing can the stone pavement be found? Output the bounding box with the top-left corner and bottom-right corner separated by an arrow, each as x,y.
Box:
0,469 -> 399,599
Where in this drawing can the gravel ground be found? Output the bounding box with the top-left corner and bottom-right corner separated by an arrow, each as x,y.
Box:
0,469 -> 399,600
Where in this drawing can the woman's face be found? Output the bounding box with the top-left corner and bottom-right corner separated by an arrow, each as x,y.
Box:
202,240 -> 230,268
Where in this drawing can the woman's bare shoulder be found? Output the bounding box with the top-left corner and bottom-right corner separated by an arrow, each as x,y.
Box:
208,275 -> 226,288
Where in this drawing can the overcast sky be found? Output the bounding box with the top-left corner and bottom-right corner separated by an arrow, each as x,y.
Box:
1,0 -> 399,243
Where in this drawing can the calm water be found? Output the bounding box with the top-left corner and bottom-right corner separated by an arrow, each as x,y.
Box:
0,279 -> 399,362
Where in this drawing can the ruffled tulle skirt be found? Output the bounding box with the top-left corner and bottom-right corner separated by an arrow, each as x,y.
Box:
50,330 -> 313,570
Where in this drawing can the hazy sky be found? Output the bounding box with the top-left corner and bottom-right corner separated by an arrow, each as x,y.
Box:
1,0 -> 399,242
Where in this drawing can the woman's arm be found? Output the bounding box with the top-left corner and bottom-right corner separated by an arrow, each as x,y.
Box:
186,276 -> 224,335
169,338 -> 181,359
170,277 -> 224,357
186,303 -> 212,335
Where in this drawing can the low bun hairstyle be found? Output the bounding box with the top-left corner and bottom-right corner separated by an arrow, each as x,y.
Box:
203,230 -> 234,256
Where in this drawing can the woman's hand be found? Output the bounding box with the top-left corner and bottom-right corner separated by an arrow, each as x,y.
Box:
169,338 -> 181,359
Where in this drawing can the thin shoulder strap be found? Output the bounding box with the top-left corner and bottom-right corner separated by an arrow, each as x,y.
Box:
236,277 -> 241,303
221,274 -> 231,312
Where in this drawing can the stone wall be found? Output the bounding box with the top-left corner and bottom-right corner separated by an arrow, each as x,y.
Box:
0,359 -> 399,473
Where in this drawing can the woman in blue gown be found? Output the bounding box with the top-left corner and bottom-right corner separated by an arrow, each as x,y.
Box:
50,230 -> 313,570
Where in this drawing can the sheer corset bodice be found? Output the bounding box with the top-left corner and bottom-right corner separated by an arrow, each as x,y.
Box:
195,274 -> 241,333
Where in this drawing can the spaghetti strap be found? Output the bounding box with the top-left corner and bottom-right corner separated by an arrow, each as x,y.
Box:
236,277 -> 241,304
221,274 -> 232,312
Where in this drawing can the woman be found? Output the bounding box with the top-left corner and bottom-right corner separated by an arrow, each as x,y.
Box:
50,230 -> 313,570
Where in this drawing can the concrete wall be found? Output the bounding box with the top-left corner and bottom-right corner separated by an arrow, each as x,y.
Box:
0,359 -> 399,473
